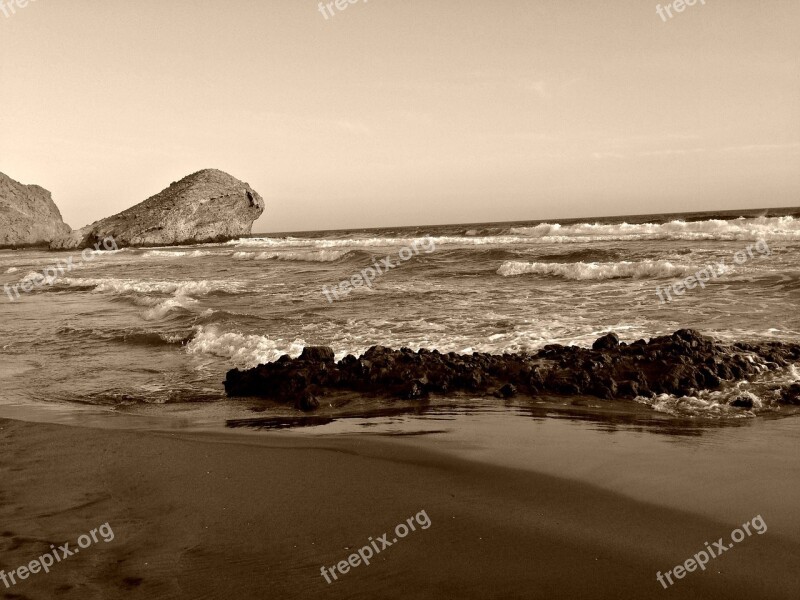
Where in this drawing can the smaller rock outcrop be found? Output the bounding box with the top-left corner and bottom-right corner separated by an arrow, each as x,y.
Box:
0,173 -> 71,248
224,330 -> 800,412
51,169 -> 264,249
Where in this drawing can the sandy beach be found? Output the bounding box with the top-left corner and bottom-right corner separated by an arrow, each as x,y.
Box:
1,413 -> 797,600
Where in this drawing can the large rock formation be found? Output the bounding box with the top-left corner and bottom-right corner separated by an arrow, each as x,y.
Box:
51,169 -> 264,249
0,173 -> 71,248
224,330 -> 800,412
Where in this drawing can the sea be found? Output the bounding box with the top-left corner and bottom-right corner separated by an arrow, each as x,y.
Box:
2,207 -> 800,428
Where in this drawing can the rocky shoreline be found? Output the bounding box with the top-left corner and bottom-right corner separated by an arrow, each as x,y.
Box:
224,329 -> 800,412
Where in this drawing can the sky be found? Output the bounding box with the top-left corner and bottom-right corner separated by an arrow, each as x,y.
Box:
0,0 -> 798,233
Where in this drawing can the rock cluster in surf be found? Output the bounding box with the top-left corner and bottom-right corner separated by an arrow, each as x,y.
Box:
51,169 -> 264,249
0,172 -> 72,248
224,329 -> 800,411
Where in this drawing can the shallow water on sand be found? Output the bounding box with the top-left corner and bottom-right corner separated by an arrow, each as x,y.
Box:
1,395 -> 796,551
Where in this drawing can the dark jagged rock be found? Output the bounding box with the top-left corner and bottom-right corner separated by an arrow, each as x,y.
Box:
730,395 -> 755,410
298,347 -> 335,363
781,383 -> 800,406
295,391 -> 320,412
400,380 -> 428,400
593,332 -> 620,351
496,383 -> 518,398
223,330 -> 800,412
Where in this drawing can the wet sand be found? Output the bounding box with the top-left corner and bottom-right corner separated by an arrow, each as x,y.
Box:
0,416 -> 798,599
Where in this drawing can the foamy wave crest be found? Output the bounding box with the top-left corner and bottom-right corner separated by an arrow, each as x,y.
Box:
233,249 -> 351,262
58,277 -> 244,296
186,326 -> 306,369
497,260 -> 689,280
635,365 -> 800,417
226,235 -> 528,248
140,250 -> 213,259
510,216 -> 800,242
635,393 -> 756,418
138,295 -> 199,320
20,270 -> 56,285
5,267 -> 18,274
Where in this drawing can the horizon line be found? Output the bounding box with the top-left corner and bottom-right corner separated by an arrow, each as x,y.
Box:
254,203 -> 800,237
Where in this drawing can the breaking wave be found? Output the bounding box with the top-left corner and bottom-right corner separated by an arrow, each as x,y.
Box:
509,216 -> 800,243
136,294 -> 200,321
233,249 -> 353,262
497,259 -> 690,280
185,325 -> 307,369
140,249 -> 214,258
56,277 -> 245,296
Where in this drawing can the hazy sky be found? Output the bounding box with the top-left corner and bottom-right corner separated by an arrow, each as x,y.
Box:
1,0 -> 798,233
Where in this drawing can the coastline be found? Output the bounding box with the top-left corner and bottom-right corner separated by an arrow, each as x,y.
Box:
1,415 -> 797,599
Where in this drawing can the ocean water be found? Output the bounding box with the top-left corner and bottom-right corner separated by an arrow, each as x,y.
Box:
1,208 -> 800,422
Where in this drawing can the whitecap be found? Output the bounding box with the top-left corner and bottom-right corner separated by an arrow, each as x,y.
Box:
497,259 -> 690,280
185,326 -> 306,369
57,277 -> 245,296
141,295 -> 199,320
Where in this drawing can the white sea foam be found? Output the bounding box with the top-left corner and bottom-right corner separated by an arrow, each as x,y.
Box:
635,393 -> 750,418
510,216 -> 800,242
186,326 -> 306,369
636,390 -> 769,417
225,235 -> 533,248
233,249 -> 351,262
497,259 -> 690,280
20,270 -> 56,285
141,295 -> 199,320
140,249 -> 213,258
58,277 -> 244,296
87,248 -> 126,255
635,365 -> 800,417
5,267 -> 18,274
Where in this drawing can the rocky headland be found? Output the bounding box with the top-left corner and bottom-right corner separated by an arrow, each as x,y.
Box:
51,169 -> 264,249
0,172 -> 72,248
224,329 -> 800,412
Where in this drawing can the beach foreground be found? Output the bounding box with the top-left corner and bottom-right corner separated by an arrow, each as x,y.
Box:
0,416 -> 797,600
